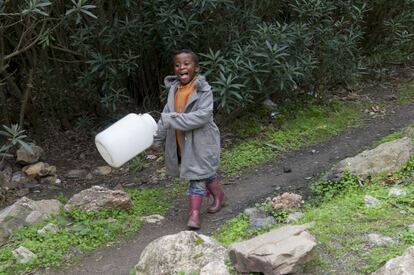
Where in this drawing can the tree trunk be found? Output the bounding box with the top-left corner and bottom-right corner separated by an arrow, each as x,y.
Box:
19,68 -> 34,127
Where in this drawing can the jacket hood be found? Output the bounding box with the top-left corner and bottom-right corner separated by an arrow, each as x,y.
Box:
164,75 -> 211,92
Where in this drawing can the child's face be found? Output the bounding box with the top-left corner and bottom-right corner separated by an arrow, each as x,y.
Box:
174,53 -> 199,85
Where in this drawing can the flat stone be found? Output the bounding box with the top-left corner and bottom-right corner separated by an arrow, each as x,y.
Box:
368,233 -> 396,247
65,169 -> 88,179
23,162 -> 45,176
92,166 -> 112,176
229,224 -> 316,274
141,214 -> 165,224
388,187 -> 406,197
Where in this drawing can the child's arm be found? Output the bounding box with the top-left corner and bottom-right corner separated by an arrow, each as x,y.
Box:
162,90 -> 213,131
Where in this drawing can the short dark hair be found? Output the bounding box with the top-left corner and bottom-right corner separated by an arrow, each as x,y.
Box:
173,49 -> 199,65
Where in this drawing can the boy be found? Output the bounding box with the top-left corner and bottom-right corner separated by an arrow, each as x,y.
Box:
152,49 -> 225,229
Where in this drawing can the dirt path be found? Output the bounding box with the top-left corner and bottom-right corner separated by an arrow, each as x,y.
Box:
40,101 -> 414,275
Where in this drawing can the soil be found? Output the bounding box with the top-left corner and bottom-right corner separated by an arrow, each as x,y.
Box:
26,73 -> 414,274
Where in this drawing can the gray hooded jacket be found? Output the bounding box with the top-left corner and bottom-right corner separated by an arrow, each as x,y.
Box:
153,75 -> 220,180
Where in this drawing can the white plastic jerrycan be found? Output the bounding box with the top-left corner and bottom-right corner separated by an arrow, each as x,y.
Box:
95,113 -> 158,168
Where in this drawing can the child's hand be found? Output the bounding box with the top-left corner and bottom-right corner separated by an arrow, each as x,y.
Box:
161,113 -> 173,129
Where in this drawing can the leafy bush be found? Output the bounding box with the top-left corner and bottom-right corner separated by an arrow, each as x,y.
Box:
2,0 -> 413,128
0,124 -> 32,161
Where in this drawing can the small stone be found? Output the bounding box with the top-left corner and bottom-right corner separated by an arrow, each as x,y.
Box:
244,207 -> 266,221
365,195 -> 381,208
12,246 -> 37,264
283,166 -> 292,173
368,233 -> 395,247
287,212 -> 304,223
105,218 -> 118,223
23,162 -> 45,176
38,165 -> 57,177
37,223 -> 59,236
9,172 -> 30,189
40,175 -> 57,185
250,217 -> 275,230
262,99 -> 278,109
16,188 -> 29,197
388,187 -> 406,197
65,169 -> 88,179
146,154 -> 157,160
141,214 -> 165,224
92,166 -> 112,176
25,180 -> 42,189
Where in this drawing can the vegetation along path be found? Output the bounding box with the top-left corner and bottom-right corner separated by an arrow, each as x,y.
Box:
40,93 -> 414,275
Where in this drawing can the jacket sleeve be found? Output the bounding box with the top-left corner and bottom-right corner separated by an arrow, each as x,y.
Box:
162,90 -> 213,131
152,104 -> 170,148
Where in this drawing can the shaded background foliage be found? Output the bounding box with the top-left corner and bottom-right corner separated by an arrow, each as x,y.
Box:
0,0 -> 413,138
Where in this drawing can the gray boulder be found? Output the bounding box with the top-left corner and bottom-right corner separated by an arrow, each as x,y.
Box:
0,197 -> 61,245
329,137 -> 414,180
64,185 -> 133,212
372,246 -> 414,274
134,231 -> 229,275
229,224 -> 316,275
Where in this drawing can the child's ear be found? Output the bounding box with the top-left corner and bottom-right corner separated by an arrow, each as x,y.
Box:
195,65 -> 200,73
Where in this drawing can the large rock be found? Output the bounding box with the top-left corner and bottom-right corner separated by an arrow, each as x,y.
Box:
134,231 -> 229,275
16,144 -> 43,164
229,224 -> 316,275
372,246 -> 414,274
0,197 -> 62,245
64,185 -> 133,212
330,137 -> 414,180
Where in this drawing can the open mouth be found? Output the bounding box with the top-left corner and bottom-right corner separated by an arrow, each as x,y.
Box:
179,72 -> 189,81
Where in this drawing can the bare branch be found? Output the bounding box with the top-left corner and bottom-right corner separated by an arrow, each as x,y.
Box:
4,21 -> 46,61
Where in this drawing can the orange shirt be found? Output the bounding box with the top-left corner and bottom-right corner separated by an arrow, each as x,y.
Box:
174,77 -> 197,154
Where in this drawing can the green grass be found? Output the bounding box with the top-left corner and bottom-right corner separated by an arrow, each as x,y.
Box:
302,182 -> 414,273
371,123 -> 414,148
399,82 -> 414,105
220,100 -> 363,175
0,188 -> 169,274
